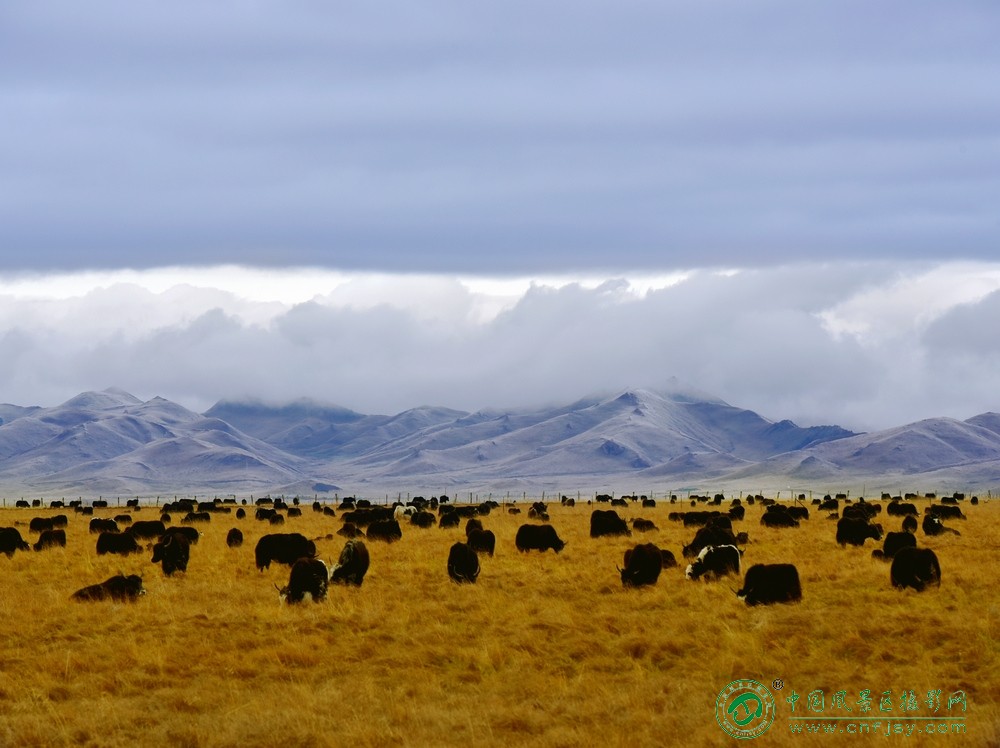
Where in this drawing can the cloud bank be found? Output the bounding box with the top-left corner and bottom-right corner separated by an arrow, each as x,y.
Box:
1,262 -> 997,432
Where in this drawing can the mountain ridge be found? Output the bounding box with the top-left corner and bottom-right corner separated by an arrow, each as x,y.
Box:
0,386 -> 996,495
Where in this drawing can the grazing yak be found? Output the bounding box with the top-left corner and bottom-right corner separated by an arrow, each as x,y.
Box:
760,506 -> 800,528
226,528 -> 244,547
279,558 -> 329,603
685,545 -> 741,580
590,510 -> 631,538
367,519 -> 402,543
0,527 -> 30,557
71,574 -> 145,602
254,533 -> 316,571
836,517 -> 883,547
887,501 -> 918,517
89,518 -> 119,534
33,529 -> 67,551
96,531 -> 142,556
871,531 -> 917,560
682,522 -> 738,558
632,518 -> 658,532
337,522 -> 364,538
342,507 -> 392,527
129,520 -> 167,540
527,506 -> 550,521
677,510 -> 724,527
902,515 -> 918,534
447,542 -> 480,584
163,526 -> 200,545
410,511 -> 436,529
330,539 -> 370,587
30,515 -> 68,533
151,532 -> 190,576
737,564 -> 802,606
515,524 -> 566,553
618,543 -> 663,588
891,547 -> 941,592
842,504 -> 879,523
467,528 -> 496,557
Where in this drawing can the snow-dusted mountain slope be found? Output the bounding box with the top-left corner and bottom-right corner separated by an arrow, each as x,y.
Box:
0,389 -> 308,494
0,386 -> 997,494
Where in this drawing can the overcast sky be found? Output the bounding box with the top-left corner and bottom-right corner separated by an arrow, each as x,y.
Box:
0,3 -> 998,431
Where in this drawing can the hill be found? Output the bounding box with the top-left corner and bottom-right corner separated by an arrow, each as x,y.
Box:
0,386 -> 997,495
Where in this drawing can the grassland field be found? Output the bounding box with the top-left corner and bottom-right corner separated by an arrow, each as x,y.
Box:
0,494 -> 997,748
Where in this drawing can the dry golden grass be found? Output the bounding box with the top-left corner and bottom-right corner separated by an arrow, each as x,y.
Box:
0,497 -> 997,747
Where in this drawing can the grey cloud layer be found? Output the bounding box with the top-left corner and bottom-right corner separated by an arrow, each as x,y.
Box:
1,263 -> 996,431
2,2 -> 998,271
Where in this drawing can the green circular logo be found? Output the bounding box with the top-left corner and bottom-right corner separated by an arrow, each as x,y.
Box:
716,679 -> 776,740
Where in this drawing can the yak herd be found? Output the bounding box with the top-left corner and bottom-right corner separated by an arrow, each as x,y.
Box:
0,490 -> 970,605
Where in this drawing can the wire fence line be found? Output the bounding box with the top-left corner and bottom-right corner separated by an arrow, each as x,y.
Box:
0,487 -> 992,508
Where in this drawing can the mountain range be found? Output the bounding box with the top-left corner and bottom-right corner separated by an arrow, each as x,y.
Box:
0,385 -> 997,497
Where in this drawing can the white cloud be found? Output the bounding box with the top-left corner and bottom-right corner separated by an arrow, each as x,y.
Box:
819,262 -> 1000,343
0,262 -> 996,431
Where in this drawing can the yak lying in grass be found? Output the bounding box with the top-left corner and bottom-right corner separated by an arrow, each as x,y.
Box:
72,574 -> 145,602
